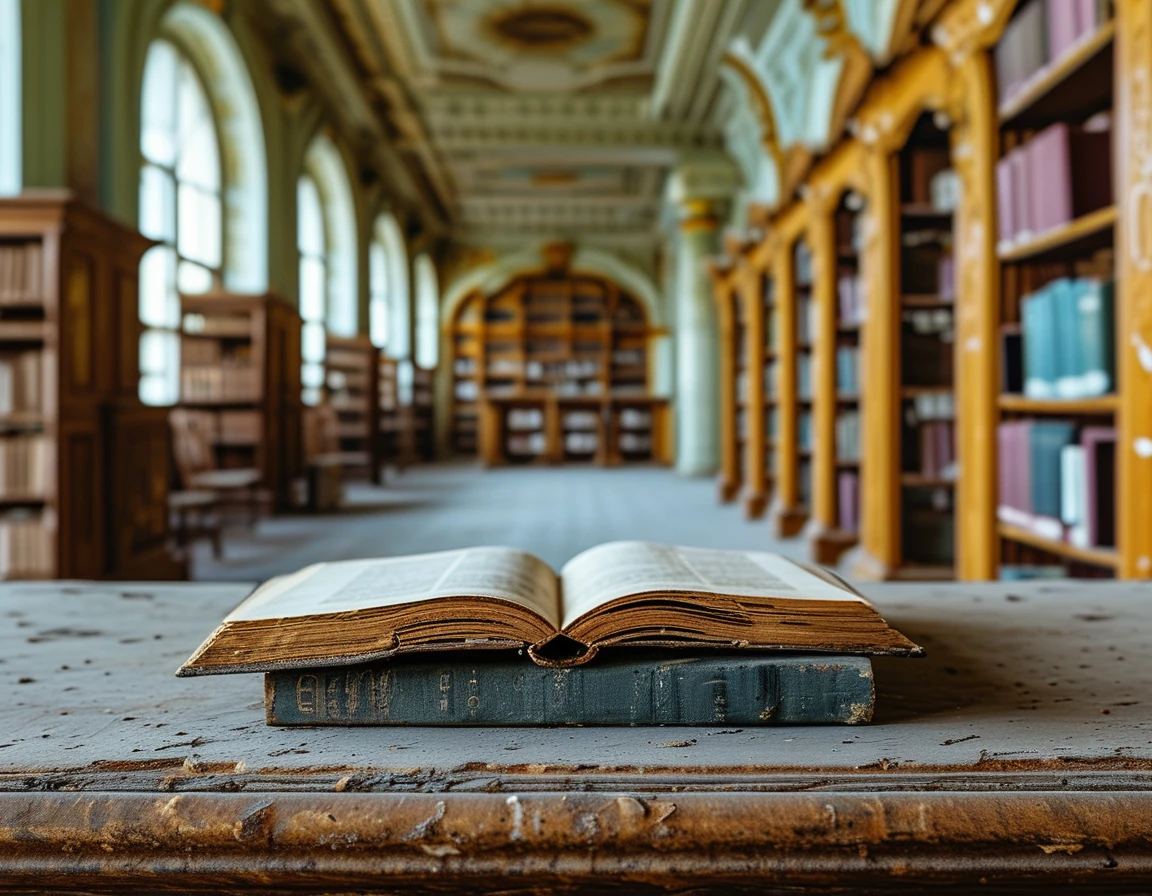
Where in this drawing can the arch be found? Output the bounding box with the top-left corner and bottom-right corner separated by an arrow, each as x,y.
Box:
414,253 -> 439,368
371,212 -> 410,357
0,0 -> 20,196
442,245 -> 663,328
301,132 -> 358,338
160,1 -> 268,291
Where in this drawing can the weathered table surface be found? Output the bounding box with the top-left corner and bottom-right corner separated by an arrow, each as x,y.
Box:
2,578 -> 1152,894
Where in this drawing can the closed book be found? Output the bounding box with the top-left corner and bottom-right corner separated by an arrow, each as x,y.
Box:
1052,279 -> 1085,398
1047,0 -> 1080,62
1076,278 -> 1115,396
1030,421 -> 1077,537
995,155 -> 1017,244
1061,444 -> 1089,547
1028,123 -> 1070,234
1022,284 -> 1058,398
1081,427 -> 1117,548
264,653 -> 876,727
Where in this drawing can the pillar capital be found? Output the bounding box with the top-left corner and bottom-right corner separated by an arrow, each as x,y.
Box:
665,152 -> 741,229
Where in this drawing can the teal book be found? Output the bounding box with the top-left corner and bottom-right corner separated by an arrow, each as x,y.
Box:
264,652 -> 876,726
1030,421 -> 1077,530
1076,278 -> 1115,397
1022,283 -> 1058,398
1052,279 -> 1084,398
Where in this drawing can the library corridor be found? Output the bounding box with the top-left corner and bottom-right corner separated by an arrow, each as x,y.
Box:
4,0 -> 1152,892
190,462 -> 810,582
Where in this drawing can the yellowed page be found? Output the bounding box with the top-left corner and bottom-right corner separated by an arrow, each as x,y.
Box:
559,541 -> 862,630
226,547 -> 561,628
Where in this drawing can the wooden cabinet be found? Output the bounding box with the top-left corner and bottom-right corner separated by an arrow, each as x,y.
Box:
0,191 -> 182,580
179,292 -> 303,511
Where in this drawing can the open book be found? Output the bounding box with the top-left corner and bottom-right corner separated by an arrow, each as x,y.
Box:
178,541 -> 922,675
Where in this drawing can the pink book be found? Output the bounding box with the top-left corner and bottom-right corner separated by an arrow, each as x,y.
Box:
838,471 -> 858,532
996,155 -> 1017,244
1027,123 -> 1073,234
1047,0 -> 1080,61
1076,0 -> 1100,35
1009,147 -> 1033,240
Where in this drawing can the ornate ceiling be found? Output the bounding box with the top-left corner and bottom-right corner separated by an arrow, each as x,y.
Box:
315,0 -> 773,246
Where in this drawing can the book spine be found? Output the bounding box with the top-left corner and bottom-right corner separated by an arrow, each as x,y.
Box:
1077,278 -> 1115,396
1052,279 -> 1084,398
265,656 -> 876,727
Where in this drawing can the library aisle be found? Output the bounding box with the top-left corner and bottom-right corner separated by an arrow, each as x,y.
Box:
190,462 -> 810,582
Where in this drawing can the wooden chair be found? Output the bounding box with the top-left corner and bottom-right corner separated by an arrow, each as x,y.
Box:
167,490 -> 223,559
169,409 -> 264,525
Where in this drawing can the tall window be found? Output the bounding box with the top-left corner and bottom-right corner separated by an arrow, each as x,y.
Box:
414,253 -> 439,368
138,39 -> 222,405
298,134 -> 358,405
369,237 -> 390,349
0,0 -> 20,197
297,174 -> 326,406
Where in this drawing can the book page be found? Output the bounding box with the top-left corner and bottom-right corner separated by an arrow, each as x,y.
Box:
559,541 -> 861,630
225,547 -> 561,628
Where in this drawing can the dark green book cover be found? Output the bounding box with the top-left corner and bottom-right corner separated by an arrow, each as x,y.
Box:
264,652 -> 875,727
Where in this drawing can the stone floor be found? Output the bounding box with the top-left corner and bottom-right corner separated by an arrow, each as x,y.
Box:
190,460 -> 810,582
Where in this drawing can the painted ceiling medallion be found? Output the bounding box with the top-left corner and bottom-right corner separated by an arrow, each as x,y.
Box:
486,5 -> 595,52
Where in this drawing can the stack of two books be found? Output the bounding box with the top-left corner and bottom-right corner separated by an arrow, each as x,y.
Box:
179,542 -> 923,726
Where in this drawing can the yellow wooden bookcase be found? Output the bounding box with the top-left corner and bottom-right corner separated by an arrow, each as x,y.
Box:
716,0 -> 1152,580
709,260 -> 743,504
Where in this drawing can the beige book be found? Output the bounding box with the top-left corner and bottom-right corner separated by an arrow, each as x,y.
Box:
177,541 -> 922,675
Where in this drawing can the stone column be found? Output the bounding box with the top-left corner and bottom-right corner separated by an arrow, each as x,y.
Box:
666,155 -> 739,476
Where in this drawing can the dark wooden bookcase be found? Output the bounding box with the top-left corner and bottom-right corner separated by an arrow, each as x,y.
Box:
0,191 -> 183,580
324,334 -> 380,481
179,291 -> 303,510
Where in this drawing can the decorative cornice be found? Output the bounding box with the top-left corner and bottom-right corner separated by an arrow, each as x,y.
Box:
720,50 -> 785,174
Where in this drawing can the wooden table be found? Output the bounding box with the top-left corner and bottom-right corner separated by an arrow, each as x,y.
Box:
2,579 -> 1152,893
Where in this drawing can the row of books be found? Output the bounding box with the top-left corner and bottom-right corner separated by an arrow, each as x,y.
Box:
908,420 -> 957,481
181,338 -> 253,366
0,243 -> 44,304
901,243 -> 955,299
182,314 -> 251,338
455,380 -> 480,401
837,273 -> 865,326
799,411 -> 813,452
0,513 -> 52,579
797,354 -> 812,400
507,409 -> 544,431
326,349 -> 371,371
528,359 -> 601,381
619,408 -> 652,430
563,411 -> 599,430
620,433 -> 652,454
994,0 -> 1111,106
837,471 -> 859,534
1017,277 -> 1114,399
837,411 -> 860,463
836,346 -> 859,396
181,367 -> 261,402
212,410 -> 262,445
796,295 -> 815,345
997,421 -> 1115,549
996,120 -> 1112,248
507,432 -> 547,456
906,389 -> 955,423
0,351 -> 42,415
902,310 -> 954,388
564,432 -> 598,454
454,357 -> 477,376
0,434 -> 50,496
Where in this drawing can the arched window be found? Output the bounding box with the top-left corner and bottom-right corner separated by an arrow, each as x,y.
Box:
298,133 -> 357,405
135,2 -> 267,406
0,0 -> 20,197
138,39 -> 222,406
414,253 -> 438,368
371,213 -> 409,358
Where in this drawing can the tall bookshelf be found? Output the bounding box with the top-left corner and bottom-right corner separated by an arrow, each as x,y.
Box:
378,355 -> 400,468
748,266 -> 775,519
894,115 -> 959,578
0,192 -> 182,580
991,0 -> 1120,577
452,270 -> 666,467
179,292 -> 303,510
324,334 -> 379,481
711,263 -> 742,503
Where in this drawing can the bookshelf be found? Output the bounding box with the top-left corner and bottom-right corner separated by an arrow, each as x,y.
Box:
807,185 -> 866,565
992,0 -> 1121,578
179,292 -> 303,511
711,263 -> 743,503
324,334 -> 380,481
741,260 -> 774,521
451,269 -> 667,467
0,192 -> 182,580
766,203 -> 812,538
396,361 -> 435,467
378,355 -> 400,467
894,115 -> 958,577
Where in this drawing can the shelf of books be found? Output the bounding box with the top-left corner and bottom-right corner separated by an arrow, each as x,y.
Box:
323,334 -> 380,481
751,268 -> 776,520
711,263 -> 743,503
0,193 -> 182,580
809,194 -> 866,565
891,115 -> 959,579
992,0 -> 1121,578
452,270 -> 665,467
397,361 -> 436,467
179,292 -> 303,510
